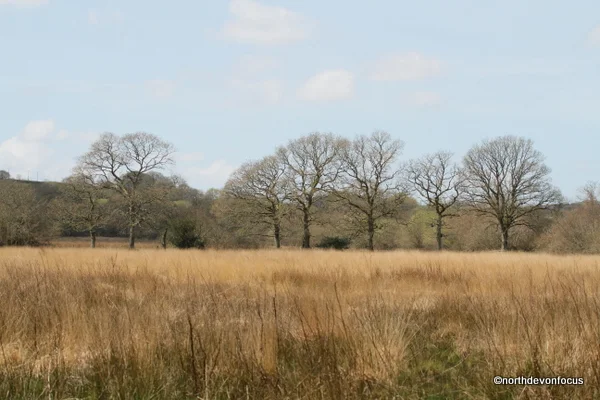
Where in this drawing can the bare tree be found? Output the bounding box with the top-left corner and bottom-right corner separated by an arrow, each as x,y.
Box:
334,131 -> 406,251
76,132 -> 175,249
581,181 -> 600,204
277,132 -> 345,248
224,155 -> 292,248
53,172 -> 115,248
406,152 -> 463,250
463,135 -> 562,251
0,170 -> 10,180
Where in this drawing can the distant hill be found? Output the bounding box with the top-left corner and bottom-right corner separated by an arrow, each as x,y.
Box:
0,178 -> 63,200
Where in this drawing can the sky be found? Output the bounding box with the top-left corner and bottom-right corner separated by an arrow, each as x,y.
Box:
0,0 -> 599,201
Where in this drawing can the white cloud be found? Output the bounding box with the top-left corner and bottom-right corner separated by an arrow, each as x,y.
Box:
370,53 -> 442,81
0,121 -> 98,181
145,80 -> 176,99
588,25 -> 600,46
176,153 -> 236,188
0,120 -> 58,179
0,137 -> 50,167
223,0 -> 312,45
21,119 -> 55,141
180,160 -> 237,189
195,160 -> 236,178
298,69 -> 354,102
0,0 -> 47,7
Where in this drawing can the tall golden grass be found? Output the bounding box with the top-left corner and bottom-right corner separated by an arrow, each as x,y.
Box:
0,247 -> 598,399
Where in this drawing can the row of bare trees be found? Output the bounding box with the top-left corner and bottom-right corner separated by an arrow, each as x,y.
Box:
0,130 -> 565,251
223,131 -> 561,251
224,132 -> 407,251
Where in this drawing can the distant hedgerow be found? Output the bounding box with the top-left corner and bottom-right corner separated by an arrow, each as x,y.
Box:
316,236 -> 351,250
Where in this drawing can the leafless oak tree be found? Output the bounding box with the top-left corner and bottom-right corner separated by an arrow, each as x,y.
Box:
463,135 -> 562,251
224,155 -> 292,248
76,132 -> 175,249
277,132 -> 345,248
406,152 -> 463,250
335,131 -> 406,251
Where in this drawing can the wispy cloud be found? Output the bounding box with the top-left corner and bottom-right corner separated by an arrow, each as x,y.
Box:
20,120 -> 55,141
178,158 -> 237,189
223,0 -> 313,45
298,70 -> 354,102
369,52 -> 442,81
0,120 -> 73,180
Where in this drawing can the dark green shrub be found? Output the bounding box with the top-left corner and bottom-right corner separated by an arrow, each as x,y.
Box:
316,236 -> 351,250
168,219 -> 205,249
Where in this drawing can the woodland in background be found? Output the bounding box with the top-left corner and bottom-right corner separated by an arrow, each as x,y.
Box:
0,131 -> 596,253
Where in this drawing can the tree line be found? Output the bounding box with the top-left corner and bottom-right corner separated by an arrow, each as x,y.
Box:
0,130 -> 595,253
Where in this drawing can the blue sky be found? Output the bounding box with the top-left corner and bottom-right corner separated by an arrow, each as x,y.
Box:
0,0 -> 599,200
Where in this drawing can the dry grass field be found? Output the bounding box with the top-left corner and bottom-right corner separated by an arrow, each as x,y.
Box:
0,248 -> 599,399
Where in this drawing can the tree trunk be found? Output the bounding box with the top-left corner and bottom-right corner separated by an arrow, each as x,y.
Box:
274,223 -> 281,249
161,228 -> 168,250
436,215 -> 443,251
128,225 -> 136,250
90,230 -> 97,249
302,210 -> 311,249
500,227 -> 509,251
367,216 -> 375,251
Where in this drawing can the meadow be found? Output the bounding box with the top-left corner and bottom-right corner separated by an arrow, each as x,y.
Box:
0,247 -> 599,399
